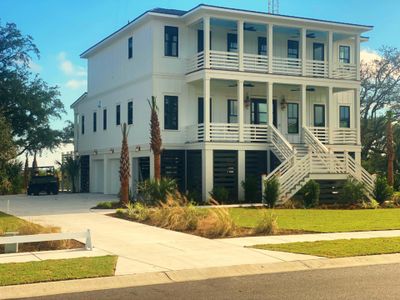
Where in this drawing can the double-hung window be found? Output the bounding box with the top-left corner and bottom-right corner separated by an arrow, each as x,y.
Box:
128,37 -> 133,59
287,40 -> 299,59
339,106 -> 350,128
164,96 -> 178,130
227,100 -> 238,123
103,108 -> 107,130
339,46 -> 350,64
287,103 -> 299,134
93,112 -> 97,132
313,43 -> 325,61
164,26 -> 178,57
313,104 -> 325,127
116,104 -> 121,126
127,101 -> 133,125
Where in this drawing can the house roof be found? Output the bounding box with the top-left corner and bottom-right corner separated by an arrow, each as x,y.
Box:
70,92 -> 88,109
81,4 -> 373,58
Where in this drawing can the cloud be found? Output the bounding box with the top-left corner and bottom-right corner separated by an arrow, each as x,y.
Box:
66,79 -> 86,90
361,49 -> 380,63
57,52 -> 87,77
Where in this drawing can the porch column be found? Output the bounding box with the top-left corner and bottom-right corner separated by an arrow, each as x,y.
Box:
355,87 -> 361,145
268,82 -> 273,126
202,148 -> 213,202
238,20 -> 244,71
204,77 -> 211,141
328,86 -> 334,144
204,16 -> 210,69
301,27 -> 307,76
301,84 -> 307,129
355,34 -> 361,80
328,31 -> 333,78
238,79 -> 244,142
268,24 -> 273,73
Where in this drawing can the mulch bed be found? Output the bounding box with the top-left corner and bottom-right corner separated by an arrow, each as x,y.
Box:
0,239 -> 84,254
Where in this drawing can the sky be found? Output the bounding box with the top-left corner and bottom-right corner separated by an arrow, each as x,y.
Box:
1,0 -> 398,164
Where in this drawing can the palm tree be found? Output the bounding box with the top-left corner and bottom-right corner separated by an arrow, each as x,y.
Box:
387,111 -> 394,186
57,156 -> 80,193
120,123 -> 131,206
148,96 -> 162,181
32,152 -> 38,169
23,153 -> 29,190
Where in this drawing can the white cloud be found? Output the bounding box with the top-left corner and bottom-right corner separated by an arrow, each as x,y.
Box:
57,51 -> 87,77
66,79 -> 86,90
28,60 -> 42,73
361,49 -> 381,64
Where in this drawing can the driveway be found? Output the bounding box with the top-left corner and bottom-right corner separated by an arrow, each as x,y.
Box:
0,193 -> 320,275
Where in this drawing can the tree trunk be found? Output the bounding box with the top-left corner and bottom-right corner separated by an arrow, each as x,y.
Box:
120,123 -> 131,206
154,153 -> 161,181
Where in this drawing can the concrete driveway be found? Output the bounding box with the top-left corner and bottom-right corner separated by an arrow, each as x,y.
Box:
0,193 -> 319,275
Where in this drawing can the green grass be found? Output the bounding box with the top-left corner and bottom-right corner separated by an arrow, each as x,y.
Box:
252,237 -> 400,258
229,208 -> 400,233
0,211 -> 34,234
93,201 -> 121,209
0,256 -> 118,286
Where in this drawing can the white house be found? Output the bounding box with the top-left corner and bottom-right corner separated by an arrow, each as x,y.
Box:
71,4 -> 375,203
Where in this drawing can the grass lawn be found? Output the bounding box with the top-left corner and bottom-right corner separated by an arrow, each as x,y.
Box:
0,211 -> 33,234
229,208 -> 400,233
0,255 -> 118,286
252,237 -> 400,258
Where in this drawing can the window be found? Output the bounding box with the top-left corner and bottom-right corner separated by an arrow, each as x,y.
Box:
339,106 -> 350,128
127,101 -> 133,125
339,45 -> 350,63
313,104 -> 325,127
164,96 -> 178,130
227,33 -> 237,52
287,103 -> 299,134
81,115 -> 85,135
128,37 -> 133,59
93,112 -> 97,132
227,100 -> 238,123
164,26 -> 178,57
197,30 -> 212,53
198,97 -> 212,124
287,40 -> 299,59
116,104 -> 121,125
251,99 -> 267,125
258,37 -> 267,56
313,43 -> 324,61
103,108 -> 107,130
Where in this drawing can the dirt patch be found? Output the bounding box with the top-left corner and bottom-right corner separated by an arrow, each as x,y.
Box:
0,239 -> 84,254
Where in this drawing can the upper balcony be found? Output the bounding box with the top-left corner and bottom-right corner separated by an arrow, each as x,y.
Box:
186,18 -> 361,81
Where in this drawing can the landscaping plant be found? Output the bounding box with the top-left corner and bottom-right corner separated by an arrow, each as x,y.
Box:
241,176 -> 259,203
56,156 -> 80,193
263,176 -> 280,208
148,96 -> 162,181
341,177 -> 366,204
137,177 -> 177,205
301,180 -> 320,208
119,123 -> 131,206
253,211 -> 278,235
374,175 -> 394,204
209,186 -> 229,204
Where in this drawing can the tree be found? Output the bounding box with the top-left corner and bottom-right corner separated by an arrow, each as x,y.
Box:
23,153 -> 29,189
57,156 -> 80,193
0,114 -> 16,167
387,111 -> 395,186
0,21 -> 65,157
120,123 -> 130,206
148,96 -> 162,180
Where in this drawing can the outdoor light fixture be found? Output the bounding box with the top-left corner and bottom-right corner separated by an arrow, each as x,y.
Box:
244,93 -> 251,108
280,96 -> 287,110
93,150 -> 98,155
110,148 -> 114,154
135,146 -> 141,152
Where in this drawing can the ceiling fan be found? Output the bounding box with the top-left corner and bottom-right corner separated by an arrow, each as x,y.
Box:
290,87 -> 316,92
228,82 -> 255,88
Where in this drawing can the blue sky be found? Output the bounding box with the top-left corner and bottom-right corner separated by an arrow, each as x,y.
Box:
1,0 -> 398,129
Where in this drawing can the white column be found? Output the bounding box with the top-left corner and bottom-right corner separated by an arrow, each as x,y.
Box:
355,34 -> 361,80
238,79 -> 244,142
268,82 -> 273,126
238,150 -> 245,202
301,27 -> 307,76
301,84 -> 307,142
355,87 -> 361,145
204,16 -> 210,69
268,24 -> 273,74
328,86 -> 334,144
238,20 -> 244,71
202,148 -> 213,202
328,31 -> 333,78
204,77 -> 211,141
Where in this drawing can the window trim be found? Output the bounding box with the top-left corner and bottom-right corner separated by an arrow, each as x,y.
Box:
287,102 -> 299,134
339,105 -> 351,128
164,26 -> 179,57
103,108 -> 107,130
127,101 -> 133,125
227,99 -> 238,124
164,95 -> 179,130
128,37 -> 133,59
313,104 -> 325,127
339,45 -> 351,64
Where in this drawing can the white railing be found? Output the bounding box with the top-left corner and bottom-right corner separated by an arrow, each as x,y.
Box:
332,128 -> 357,144
243,124 -> 269,142
332,63 -> 357,80
243,54 -> 268,73
305,60 -> 328,78
345,154 -> 375,195
186,124 -> 204,143
308,127 -> 329,144
210,50 -> 239,70
272,57 -> 302,76
209,123 -> 239,142
187,51 -> 204,73
303,127 -> 329,154
269,125 -> 295,161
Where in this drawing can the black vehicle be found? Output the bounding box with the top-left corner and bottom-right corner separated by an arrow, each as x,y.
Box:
27,166 -> 59,196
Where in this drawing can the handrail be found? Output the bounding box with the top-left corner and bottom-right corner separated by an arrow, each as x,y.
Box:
303,126 -> 329,153
269,125 -> 295,161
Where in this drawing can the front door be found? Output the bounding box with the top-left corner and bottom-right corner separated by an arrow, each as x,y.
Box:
251,99 -> 267,125
286,102 -> 301,143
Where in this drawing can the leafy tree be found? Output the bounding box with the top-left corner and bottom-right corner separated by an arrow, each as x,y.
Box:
0,114 -> 16,167
148,96 -> 162,180
57,156 -> 80,193
120,123 -> 131,206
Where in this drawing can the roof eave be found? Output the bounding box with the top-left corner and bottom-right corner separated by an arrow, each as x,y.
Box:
70,92 -> 88,109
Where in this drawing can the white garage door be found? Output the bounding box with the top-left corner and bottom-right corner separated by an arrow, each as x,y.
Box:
93,160 -> 104,193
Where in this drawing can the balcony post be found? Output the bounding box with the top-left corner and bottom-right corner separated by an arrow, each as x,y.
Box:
301,84 -> 307,141
238,79 -> 244,142
328,86 -> 334,144
204,16 -> 210,69
328,31 -> 333,78
202,148 -> 213,203
268,82 -> 273,127
301,28 -> 307,76
238,20 -> 244,71
355,87 -> 361,145
355,34 -> 361,80
268,24 -> 273,73
204,77 -> 211,141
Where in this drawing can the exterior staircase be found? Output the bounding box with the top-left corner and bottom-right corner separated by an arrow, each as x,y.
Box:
264,125 -> 375,204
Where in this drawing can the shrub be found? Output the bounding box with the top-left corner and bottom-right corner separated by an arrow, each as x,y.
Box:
95,201 -> 120,209
0,161 -> 23,195
393,192 -> 400,206
301,180 -> 320,208
137,177 -> 177,206
341,177 -> 366,204
263,176 -> 280,208
241,176 -> 259,203
374,175 -> 394,204
253,211 -> 278,235
126,202 -> 150,222
361,199 -> 380,209
209,186 -> 229,204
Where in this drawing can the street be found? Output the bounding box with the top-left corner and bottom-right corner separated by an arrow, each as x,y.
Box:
23,263 -> 400,300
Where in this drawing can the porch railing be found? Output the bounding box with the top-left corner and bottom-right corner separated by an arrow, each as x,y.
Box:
305,60 -> 328,78
308,127 -> 329,144
272,57 -> 302,76
243,54 -> 268,73
209,50 -> 239,70
243,124 -> 269,142
187,51 -> 204,73
332,63 -> 357,80
332,128 -> 357,144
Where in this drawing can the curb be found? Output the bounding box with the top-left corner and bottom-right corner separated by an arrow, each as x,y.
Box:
2,253 -> 400,299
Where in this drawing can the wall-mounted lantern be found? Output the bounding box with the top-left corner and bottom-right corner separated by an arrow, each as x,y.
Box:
280,96 -> 287,110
